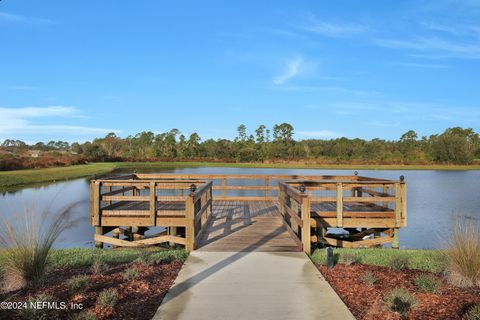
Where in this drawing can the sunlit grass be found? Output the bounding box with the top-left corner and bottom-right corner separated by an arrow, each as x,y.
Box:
311,248 -> 445,273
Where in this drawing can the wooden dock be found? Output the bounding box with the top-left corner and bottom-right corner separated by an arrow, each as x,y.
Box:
90,173 -> 407,253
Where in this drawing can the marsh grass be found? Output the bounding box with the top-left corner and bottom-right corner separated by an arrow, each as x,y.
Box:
0,203 -> 79,291
444,216 -> 480,287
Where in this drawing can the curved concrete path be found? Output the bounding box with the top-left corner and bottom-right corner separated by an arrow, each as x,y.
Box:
154,251 -> 355,320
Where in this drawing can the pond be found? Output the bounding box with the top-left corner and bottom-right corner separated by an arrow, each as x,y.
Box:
1,166 -> 479,249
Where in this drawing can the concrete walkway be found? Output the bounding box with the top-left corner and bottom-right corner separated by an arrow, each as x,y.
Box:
154,251 -> 355,320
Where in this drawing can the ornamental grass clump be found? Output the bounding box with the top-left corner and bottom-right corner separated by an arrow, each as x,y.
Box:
383,287 -> 416,320
389,255 -> 410,271
463,304 -> 480,320
66,275 -> 89,294
90,259 -> 108,275
16,293 -> 54,320
96,288 -> 118,309
122,267 -> 138,281
413,274 -> 441,293
363,271 -> 378,286
0,203 -> 78,291
444,216 -> 480,287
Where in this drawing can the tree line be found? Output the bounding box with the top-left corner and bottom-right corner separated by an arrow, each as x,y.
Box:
1,123 -> 479,165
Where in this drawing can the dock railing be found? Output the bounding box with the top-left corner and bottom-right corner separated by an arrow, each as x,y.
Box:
280,178 -> 406,249
278,182 -> 311,253
90,177 -> 213,250
91,173 -> 406,251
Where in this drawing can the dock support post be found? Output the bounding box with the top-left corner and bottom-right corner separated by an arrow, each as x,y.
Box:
392,228 -> 400,249
95,227 -> 104,248
336,183 -> 343,228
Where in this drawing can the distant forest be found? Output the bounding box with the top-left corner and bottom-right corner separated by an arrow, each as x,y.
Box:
1,123 -> 479,170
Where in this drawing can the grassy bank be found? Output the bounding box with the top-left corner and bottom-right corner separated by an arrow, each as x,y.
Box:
311,248 -> 445,273
0,247 -> 188,270
1,161 -> 480,191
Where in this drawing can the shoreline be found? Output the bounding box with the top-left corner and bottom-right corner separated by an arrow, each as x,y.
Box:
1,161 -> 480,191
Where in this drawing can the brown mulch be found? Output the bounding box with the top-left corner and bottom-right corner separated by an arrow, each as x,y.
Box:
317,264 -> 480,320
0,261 -> 184,320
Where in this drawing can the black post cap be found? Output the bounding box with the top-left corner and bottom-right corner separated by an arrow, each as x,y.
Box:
354,171 -> 358,176
190,184 -> 197,192
299,184 -> 306,193
400,175 -> 405,182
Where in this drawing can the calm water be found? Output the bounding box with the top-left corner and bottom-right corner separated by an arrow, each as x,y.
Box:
1,167 -> 479,249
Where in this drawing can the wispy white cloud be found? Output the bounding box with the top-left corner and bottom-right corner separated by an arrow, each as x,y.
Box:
421,21 -> 460,35
279,85 -> 378,97
0,11 -> 53,25
397,62 -> 449,69
0,106 -> 120,137
273,57 -> 305,85
301,15 -> 366,37
375,36 -> 480,59
297,130 -> 342,138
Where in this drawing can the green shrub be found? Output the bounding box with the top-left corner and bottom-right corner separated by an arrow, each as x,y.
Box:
122,267 -> 138,281
383,288 -> 416,319
413,274 -> 441,293
90,260 -> 108,275
96,288 -> 118,309
66,275 -> 89,294
0,204 -> 78,289
389,255 -> 410,271
341,253 -> 360,266
445,217 -> 480,287
463,304 -> 480,320
69,310 -> 96,320
17,293 -> 54,320
363,271 -> 378,286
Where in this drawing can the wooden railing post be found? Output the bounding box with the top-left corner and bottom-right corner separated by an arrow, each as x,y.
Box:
221,177 -> 226,198
91,181 -> 102,248
401,183 -> 407,227
336,183 -> 343,227
185,194 -> 195,251
301,195 -> 311,254
392,182 -> 403,249
91,181 -> 101,226
394,183 -> 401,228
291,199 -> 299,234
209,183 -> 213,214
265,177 -> 270,198
150,181 -> 156,226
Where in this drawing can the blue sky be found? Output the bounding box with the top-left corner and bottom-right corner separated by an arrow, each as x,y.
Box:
1,0 -> 480,143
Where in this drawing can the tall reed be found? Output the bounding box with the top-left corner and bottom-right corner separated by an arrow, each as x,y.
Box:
444,215 -> 480,287
0,203 -> 79,291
